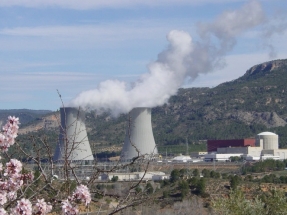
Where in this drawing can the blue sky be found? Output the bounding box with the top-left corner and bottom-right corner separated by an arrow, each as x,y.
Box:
0,0 -> 287,111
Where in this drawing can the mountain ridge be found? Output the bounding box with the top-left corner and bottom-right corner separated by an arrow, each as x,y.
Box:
2,58 -> 287,153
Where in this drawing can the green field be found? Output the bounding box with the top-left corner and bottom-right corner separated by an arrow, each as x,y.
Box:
157,143 -> 207,156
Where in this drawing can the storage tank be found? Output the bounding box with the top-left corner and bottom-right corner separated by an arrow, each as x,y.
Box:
256,131 -> 278,150
54,107 -> 94,163
120,107 -> 158,161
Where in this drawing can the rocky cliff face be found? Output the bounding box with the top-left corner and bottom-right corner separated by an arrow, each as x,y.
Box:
244,59 -> 287,77
227,111 -> 286,128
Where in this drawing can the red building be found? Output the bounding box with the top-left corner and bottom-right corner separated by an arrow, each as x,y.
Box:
207,139 -> 256,153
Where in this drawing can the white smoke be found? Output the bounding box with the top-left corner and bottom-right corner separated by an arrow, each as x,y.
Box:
197,0 -> 265,55
70,0 -> 268,116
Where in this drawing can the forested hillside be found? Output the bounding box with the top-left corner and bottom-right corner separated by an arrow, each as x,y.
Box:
3,59 -> 287,154
0,109 -> 52,127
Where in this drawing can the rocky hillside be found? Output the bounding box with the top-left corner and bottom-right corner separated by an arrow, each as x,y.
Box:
7,58 -> 287,153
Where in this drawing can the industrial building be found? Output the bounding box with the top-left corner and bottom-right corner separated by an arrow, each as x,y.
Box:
120,107 -> 158,161
100,171 -> 169,181
204,153 -> 244,162
190,152 -> 207,158
205,131 -> 287,161
207,139 -> 255,153
53,107 -> 94,164
172,155 -> 192,163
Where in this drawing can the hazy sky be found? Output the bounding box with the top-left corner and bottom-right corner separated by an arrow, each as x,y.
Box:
1,0 -> 287,111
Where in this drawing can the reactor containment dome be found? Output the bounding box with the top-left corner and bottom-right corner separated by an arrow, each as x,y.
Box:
121,107 -> 158,161
256,131 -> 279,150
54,107 -> 94,163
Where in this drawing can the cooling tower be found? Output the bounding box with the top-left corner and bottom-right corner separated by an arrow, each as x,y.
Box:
121,107 -> 158,161
54,107 -> 94,163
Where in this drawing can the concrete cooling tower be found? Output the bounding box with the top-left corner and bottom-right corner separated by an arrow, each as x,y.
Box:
54,107 -> 94,163
121,107 -> 158,161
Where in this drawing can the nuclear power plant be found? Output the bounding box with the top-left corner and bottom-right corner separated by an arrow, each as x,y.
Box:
53,107 -> 94,164
205,131 -> 287,161
120,107 -> 158,161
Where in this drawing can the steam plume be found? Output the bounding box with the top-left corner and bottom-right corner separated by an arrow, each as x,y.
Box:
70,1 -> 267,116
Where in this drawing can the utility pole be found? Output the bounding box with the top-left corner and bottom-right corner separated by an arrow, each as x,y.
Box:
186,137 -> 189,156
166,149 -> 167,160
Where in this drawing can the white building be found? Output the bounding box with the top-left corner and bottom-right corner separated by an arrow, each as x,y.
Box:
204,153 -> 243,162
101,171 -> 169,181
205,131 -> 287,161
172,155 -> 192,163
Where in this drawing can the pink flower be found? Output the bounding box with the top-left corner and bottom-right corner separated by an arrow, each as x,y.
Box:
11,198 -> 32,215
0,181 -> 8,193
0,134 -> 9,152
33,199 -> 52,215
61,200 -> 79,215
0,193 -> 7,206
0,116 -> 20,152
20,173 -> 34,185
6,191 -> 17,201
5,159 -> 22,176
71,185 -> 91,206
0,208 -> 7,215
6,176 -> 23,192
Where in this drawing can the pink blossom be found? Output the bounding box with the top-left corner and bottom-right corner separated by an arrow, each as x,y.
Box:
0,193 -> 7,206
6,191 -> 17,201
0,181 -> 8,193
6,176 -> 23,192
61,200 -> 79,215
71,185 -> 91,206
0,134 -> 9,152
33,199 -> 52,215
3,116 -> 20,134
20,173 -> 34,185
0,134 -> 5,146
11,198 -> 32,215
0,116 -> 20,151
0,208 -> 7,215
5,159 -> 22,176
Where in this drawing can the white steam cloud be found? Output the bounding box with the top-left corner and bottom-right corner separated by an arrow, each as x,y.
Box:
197,0 -> 265,54
69,1 -> 269,116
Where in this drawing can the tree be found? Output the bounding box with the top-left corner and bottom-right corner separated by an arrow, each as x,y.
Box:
260,189 -> 287,215
145,182 -> 154,194
111,175 -> 119,182
212,189 -> 265,215
170,169 -> 180,183
162,190 -> 169,198
196,178 -> 206,195
193,169 -> 200,177
0,114 -> 153,215
201,169 -> 210,178
230,175 -> 241,190
179,168 -> 188,178
178,180 -> 189,198
135,186 -> 142,193
213,189 -> 287,215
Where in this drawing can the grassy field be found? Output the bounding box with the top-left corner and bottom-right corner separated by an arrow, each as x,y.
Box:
157,143 -> 207,155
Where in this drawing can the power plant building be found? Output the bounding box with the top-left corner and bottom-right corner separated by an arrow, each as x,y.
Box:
207,139 -> 256,153
54,107 -> 94,163
205,131 -> 287,161
121,107 -> 158,161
